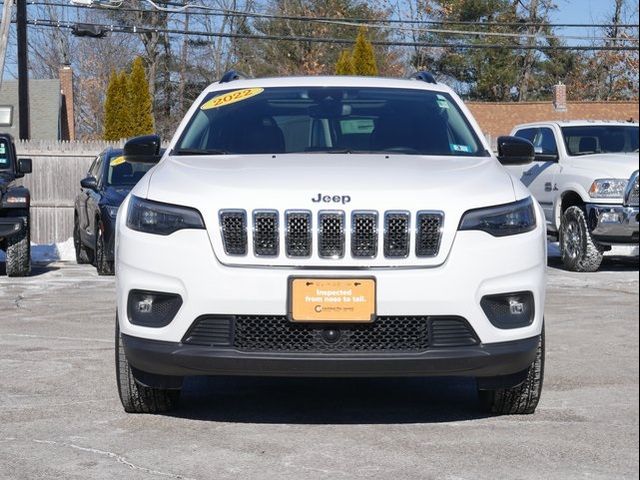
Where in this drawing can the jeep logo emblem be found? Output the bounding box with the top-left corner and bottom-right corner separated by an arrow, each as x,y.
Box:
312,193 -> 351,205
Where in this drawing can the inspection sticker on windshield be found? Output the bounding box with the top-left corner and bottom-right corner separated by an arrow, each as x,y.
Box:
436,94 -> 450,109
110,156 -> 126,167
201,88 -> 264,110
450,144 -> 472,153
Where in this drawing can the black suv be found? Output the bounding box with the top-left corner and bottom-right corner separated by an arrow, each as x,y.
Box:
73,147 -> 156,275
0,134 -> 32,277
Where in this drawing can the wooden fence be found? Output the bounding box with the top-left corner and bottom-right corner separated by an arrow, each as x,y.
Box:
16,140 -> 121,244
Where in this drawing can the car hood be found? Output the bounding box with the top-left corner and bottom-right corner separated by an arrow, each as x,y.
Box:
142,153 -> 522,267
564,153 -> 639,179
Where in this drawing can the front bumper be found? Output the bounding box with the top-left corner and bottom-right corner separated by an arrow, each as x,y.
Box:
122,332 -> 540,378
0,217 -> 24,239
587,203 -> 639,244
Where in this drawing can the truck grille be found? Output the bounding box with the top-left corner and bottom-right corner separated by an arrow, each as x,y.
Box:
219,210 -> 444,260
625,171 -> 639,207
183,316 -> 478,353
219,210 -> 247,255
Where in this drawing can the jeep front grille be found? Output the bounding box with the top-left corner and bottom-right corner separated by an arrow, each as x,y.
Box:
351,212 -> 378,258
218,209 -> 444,260
415,212 -> 443,257
286,211 -> 312,257
253,210 -> 279,257
384,212 -> 410,258
219,210 -> 247,255
318,211 -> 345,258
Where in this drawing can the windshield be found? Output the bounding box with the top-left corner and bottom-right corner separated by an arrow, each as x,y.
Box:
0,138 -> 11,170
107,156 -> 154,187
175,87 -> 487,157
562,125 -> 639,156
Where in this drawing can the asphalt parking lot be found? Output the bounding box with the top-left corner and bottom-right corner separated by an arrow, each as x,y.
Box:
0,256 -> 638,480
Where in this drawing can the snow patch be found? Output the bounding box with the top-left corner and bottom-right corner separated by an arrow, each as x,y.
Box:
0,238 -> 76,263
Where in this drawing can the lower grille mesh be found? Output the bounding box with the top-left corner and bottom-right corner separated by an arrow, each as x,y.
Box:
183,316 -> 478,353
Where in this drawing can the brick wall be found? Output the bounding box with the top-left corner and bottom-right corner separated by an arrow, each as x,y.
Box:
467,101 -> 639,138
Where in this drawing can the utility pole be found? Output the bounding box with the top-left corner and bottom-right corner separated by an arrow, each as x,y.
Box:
0,0 -> 14,90
17,0 -> 30,139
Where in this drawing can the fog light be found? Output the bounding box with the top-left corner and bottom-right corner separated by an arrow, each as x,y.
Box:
509,299 -> 525,315
127,290 -> 183,327
136,298 -> 153,314
600,212 -> 621,224
481,291 -> 534,329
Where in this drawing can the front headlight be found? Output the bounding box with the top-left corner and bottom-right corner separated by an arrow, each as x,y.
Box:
458,197 -> 536,237
589,179 -> 627,199
126,195 -> 205,235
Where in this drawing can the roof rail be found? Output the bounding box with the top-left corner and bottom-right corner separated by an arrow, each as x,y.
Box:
409,71 -> 437,84
219,70 -> 249,83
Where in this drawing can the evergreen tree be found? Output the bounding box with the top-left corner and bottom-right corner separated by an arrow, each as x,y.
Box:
335,49 -> 356,75
352,27 -> 378,76
103,69 -> 129,141
127,57 -> 155,137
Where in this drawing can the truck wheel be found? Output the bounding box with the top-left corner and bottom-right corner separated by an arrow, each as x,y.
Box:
6,217 -> 31,277
115,318 -> 180,413
478,328 -> 545,415
560,206 -> 604,272
95,224 -> 114,276
74,216 -> 94,265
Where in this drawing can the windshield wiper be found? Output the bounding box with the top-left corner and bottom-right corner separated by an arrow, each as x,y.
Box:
173,148 -> 231,156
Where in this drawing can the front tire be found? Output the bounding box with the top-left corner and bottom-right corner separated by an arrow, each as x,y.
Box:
74,216 -> 94,265
559,206 -> 604,272
95,223 -> 114,276
115,318 -> 180,413
478,328 -> 545,415
5,217 -> 31,277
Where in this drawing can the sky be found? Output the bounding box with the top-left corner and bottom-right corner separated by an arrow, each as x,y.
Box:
551,0 -> 639,44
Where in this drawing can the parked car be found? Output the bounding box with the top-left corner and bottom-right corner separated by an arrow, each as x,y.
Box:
508,121 -> 639,272
0,133 -> 32,277
114,72 -> 547,415
73,145 -> 158,275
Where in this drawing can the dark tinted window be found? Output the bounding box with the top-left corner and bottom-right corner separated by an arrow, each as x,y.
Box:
515,127 -> 557,156
0,138 -> 11,169
562,125 -> 639,156
177,87 -> 486,157
107,155 -> 154,186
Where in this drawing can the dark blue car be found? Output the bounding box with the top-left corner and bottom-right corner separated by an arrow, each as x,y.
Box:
73,147 -> 156,275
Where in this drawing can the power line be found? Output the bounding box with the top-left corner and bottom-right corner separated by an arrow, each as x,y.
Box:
24,0 -> 640,30
24,1 -> 640,44
24,17 -> 640,51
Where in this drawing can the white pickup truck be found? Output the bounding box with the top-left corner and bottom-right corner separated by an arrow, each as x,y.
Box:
508,121 -> 639,272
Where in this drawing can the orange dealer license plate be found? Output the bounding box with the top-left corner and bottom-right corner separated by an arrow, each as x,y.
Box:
288,278 -> 376,323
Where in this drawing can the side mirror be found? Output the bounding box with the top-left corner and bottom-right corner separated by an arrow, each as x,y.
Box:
123,134 -> 162,163
497,136 -> 535,165
17,158 -> 32,175
80,176 -> 98,190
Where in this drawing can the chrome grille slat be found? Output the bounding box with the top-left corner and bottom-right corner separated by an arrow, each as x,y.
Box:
625,171 -> 639,207
352,212 -> 378,258
286,211 -> 312,257
253,211 -> 279,257
219,210 -> 247,255
416,211 -> 443,257
384,212 -> 410,258
318,211 -> 345,258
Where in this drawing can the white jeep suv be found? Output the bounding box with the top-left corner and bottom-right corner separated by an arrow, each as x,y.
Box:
115,73 -> 547,415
